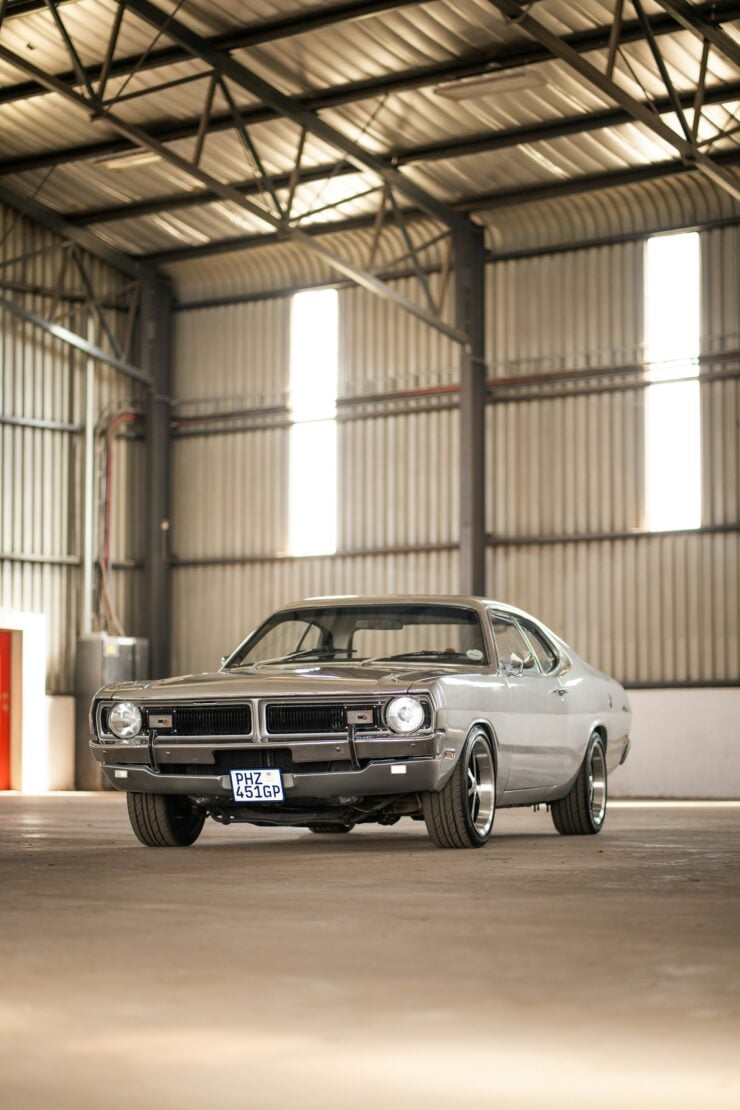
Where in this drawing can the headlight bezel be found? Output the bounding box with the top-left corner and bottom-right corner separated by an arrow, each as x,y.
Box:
106,700 -> 143,741
385,695 -> 427,735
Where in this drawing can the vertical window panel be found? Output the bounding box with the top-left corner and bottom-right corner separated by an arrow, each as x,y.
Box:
288,289 -> 338,555
644,233 -> 701,531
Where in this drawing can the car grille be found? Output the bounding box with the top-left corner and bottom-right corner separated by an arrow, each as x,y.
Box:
216,748 -> 295,772
165,750 -> 355,776
146,704 -> 253,737
265,703 -> 381,735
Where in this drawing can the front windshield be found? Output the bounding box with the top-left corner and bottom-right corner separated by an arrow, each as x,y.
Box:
227,604 -> 489,668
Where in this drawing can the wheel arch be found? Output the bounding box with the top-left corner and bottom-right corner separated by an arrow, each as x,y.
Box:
592,723 -> 608,751
467,718 -> 499,779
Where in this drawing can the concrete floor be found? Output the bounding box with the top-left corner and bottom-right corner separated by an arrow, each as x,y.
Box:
1,796 -> 738,1109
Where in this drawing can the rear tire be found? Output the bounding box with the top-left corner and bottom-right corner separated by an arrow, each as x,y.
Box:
308,823 -> 354,834
422,728 -> 496,849
551,732 -> 607,836
126,792 -> 205,847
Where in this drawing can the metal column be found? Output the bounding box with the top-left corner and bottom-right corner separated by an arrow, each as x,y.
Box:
455,220 -> 486,597
139,275 -> 173,677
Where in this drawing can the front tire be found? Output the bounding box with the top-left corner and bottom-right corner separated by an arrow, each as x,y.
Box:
551,732 -> 607,835
126,792 -> 205,847
422,728 -> 496,849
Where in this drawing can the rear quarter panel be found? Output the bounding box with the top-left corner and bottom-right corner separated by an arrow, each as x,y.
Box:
561,659 -> 632,776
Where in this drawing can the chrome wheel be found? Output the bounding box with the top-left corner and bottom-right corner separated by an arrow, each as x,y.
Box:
466,736 -> 495,837
588,741 -> 607,826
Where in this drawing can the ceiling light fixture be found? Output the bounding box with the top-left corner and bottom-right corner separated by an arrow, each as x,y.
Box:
95,150 -> 162,171
434,67 -> 548,100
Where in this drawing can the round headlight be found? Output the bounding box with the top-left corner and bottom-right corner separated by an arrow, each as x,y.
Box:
108,701 -> 142,740
386,696 -> 425,735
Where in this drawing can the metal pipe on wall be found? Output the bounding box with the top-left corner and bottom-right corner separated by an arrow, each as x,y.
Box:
80,358 -> 95,636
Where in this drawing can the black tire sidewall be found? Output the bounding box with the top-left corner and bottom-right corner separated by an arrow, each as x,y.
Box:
167,795 -> 206,844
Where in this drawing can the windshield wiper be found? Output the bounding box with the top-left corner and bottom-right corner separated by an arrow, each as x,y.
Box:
364,650 -> 469,664
258,647 -> 357,666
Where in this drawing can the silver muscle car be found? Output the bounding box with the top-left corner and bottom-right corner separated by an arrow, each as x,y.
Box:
90,596 -> 631,849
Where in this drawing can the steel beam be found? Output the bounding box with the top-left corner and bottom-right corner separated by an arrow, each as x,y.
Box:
0,1 -> 421,107
69,79 -> 740,228
654,0 -> 740,68
3,0 -> 73,14
0,293 -> 151,384
488,0 -> 740,204
461,148 -> 740,210
0,180 -> 145,279
140,148 -> 740,266
125,0 -> 465,232
455,222 -> 487,597
5,1 -> 736,174
0,41 -> 465,341
139,274 -> 172,678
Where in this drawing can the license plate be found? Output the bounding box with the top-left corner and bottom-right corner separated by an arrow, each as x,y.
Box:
229,768 -> 284,803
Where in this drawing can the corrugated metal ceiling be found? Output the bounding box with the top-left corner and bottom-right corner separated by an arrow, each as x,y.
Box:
0,0 -> 737,291
165,170 -> 740,301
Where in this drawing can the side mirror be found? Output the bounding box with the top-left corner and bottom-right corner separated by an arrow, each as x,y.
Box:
510,652 -> 536,676
220,655 -> 228,668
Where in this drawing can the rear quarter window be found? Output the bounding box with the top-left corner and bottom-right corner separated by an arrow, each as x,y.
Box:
519,621 -> 558,674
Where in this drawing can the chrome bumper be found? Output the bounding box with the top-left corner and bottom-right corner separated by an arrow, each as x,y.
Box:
99,756 -> 447,798
92,730 -> 452,798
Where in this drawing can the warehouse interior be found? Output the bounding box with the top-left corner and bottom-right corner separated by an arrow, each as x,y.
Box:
0,1 -> 739,1106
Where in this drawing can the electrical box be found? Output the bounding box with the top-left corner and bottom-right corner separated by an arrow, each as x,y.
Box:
74,634 -> 150,790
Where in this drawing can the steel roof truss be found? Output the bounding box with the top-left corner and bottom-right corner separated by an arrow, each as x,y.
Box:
0,12 -> 468,342
654,0 -> 740,69
488,0 -> 740,204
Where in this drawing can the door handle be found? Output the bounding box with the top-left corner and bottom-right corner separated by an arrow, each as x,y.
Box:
550,688 -> 567,697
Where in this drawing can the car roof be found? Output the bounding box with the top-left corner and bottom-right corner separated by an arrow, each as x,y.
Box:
280,594 -> 527,618
276,595 -> 568,651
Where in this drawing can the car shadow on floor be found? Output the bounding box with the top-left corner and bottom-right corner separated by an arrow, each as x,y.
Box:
185,827 -> 559,856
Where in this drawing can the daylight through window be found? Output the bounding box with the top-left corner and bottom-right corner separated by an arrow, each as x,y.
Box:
644,232 -> 701,532
288,289 -> 339,555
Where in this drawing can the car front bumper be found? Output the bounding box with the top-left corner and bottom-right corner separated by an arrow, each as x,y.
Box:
92,730 -> 453,799
99,757 -> 447,799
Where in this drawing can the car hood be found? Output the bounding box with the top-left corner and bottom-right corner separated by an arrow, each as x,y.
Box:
100,662 -> 469,701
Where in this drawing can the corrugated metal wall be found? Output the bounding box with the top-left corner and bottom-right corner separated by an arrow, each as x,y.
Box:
172,232 -> 739,686
171,275 -> 462,674
484,233 -> 738,683
0,203 -> 147,692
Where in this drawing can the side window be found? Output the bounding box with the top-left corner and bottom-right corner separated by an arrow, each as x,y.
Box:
519,621 -> 558,674
489,615 -> 534,676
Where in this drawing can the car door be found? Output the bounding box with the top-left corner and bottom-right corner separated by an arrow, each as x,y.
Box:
489,611 -> 569,792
